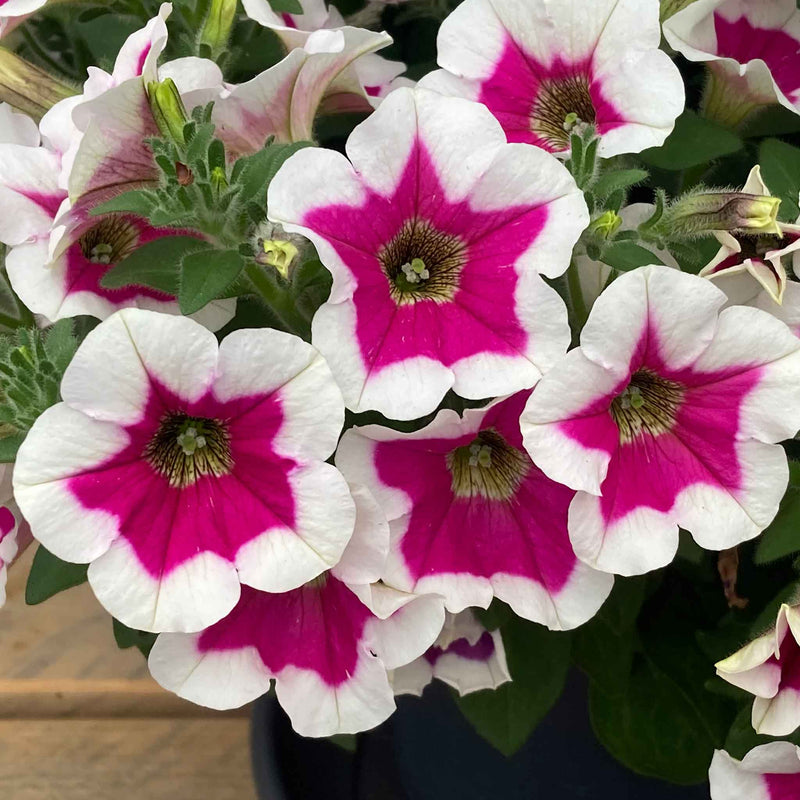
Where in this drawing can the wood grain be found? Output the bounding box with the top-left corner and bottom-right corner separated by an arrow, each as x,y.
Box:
0,548 -> 258,799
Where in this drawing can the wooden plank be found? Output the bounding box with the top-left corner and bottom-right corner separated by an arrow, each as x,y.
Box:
0,719 -> 257,800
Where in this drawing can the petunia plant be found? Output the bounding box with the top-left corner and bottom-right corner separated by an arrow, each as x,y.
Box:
4,0 -> 800,793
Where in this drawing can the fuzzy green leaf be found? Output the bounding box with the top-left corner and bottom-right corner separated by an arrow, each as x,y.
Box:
0,433 -> 25,462
592,169 -> 649,199
25,545 -> 88,605
101,236 -> 207,293
90,190 -> 158,217
602,241 -> 665,272
267,0 -> 303,13
236,141 -> 314,209
179,249 -> 244,315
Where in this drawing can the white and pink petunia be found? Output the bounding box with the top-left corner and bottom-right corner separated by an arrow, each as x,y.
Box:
212,25 -> 394,156
391,610 -> 511,697
0,464 -> 26,609
716,603 -> 800,736
13,309 -> 357,633
268,86 -> 588,419
699,166 -> 800,336
0,10 -> 234,328
420,0 -> 684,157
664,0 -> 800,121
148,483 -> 446,736
710,743 -> 800,800
240,0 -> 408,105
521,265 -> 800,577
336,390 -> 613,628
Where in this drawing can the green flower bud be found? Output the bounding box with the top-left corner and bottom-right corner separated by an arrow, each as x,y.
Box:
663,191 -> 782,239
147,78 -> 189,147
588,210 -> 623,240
198,0 -> 237,57
0,48 -> 76,122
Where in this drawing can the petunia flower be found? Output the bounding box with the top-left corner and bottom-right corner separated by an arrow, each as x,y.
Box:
212,26 -> 394,157
0,0 -> 48,37
240,0 -> 409,108
13,309 -> 357,633
716,603 -> 800,736
0,10 -> 234,328
420,0 -> 684,157
664,0 -> 800,125
709,743 -> 800,800
521,265 -> 800,576
698,165 -> 800,336
268,86 -> 587,419
336,391 -> 613,628
390,610 -> 511,697
148,481 -> 446,736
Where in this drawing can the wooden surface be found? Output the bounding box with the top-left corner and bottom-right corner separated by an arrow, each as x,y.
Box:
0,548 -> 258,799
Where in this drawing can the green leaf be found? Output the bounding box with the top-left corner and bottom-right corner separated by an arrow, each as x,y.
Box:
328,734 -> 357,753
573,576 -> 648,693
640,111 -> 743,170
291,258 -> 331,325
90,190 -> 158,217
0,433 -> 25,462
179,249 -> 244,315
592,169 -> 649,199
473,598 -> 514,631
755,461 -> 800,564
724,704 -> 800,760
43,319 -> 79,373
267,0 -> 303,13
101,236 -> 207,294
112,619 -> 157,658
25,545 -> 88,605
455,618 -> 571,756
236,141 -> 314,209
602,241 -> 665,272
759,138 -> 800,221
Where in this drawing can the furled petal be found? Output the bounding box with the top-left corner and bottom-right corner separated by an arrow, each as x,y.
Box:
213,26 -> 392,156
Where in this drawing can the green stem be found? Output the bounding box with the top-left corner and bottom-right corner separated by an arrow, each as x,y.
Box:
566,261 -> 589,340
244,263 -> 308,338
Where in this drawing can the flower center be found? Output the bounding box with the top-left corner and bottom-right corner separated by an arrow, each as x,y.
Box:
610,369 -> 684,443
379,219 -> 466,304
144,411 -> 233,488
79,216 -> 140,265
530,72 -> 596,151
446,429 -> 529,501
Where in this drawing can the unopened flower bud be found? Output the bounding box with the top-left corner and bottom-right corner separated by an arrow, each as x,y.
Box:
664,191 -> 782,239
0,47 -> 76,121
210,166 -> 229,193
588,210 -> 623,240
175,162 -> 194,186
198,0 -> 237,57
660,0 -> 699,21
147,78 -> 189,147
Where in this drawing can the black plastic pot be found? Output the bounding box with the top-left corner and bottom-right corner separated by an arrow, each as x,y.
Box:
251,672 -> 711,799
